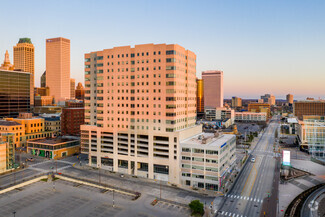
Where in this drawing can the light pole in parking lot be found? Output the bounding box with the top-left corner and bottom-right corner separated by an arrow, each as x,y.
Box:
112,189 -> 115,207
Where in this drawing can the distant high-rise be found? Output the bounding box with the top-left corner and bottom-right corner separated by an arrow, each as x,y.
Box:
232,96 -> 242,108
202,70 -> 223,108
0,51 -> 14,71
46,37 -> 70,102
13,38 -> 35,106
75,82 -> 85,101
261,94 -> 275,105
70,78 -> 75,99
196,78 -> 204,114
41,71 -> 46,87
286,94 -> 294,104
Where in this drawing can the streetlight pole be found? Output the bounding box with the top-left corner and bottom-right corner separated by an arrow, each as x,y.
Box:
13,211 -> 16,217
112,190 -> 115,207
98,164 -> 101,184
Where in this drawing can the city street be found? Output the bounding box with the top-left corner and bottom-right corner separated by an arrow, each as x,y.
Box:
216,118 -> 279,217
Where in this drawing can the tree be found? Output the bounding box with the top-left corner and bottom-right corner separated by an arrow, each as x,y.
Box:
189,200 -> 204,216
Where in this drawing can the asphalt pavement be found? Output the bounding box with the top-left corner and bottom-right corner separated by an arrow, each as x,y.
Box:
216,118 -> 279,217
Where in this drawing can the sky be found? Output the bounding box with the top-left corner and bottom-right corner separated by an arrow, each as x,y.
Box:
0,0 -> 324,100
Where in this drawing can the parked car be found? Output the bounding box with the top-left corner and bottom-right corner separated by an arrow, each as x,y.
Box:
251,158 -> 255,163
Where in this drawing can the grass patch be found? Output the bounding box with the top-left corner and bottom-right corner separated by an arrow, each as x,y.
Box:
40,178 -> 48,182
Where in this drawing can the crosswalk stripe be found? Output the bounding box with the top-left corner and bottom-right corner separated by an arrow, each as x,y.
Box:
240,196 -> 243,199
231,195 -> 233,198
225,212 -> 228,215
254,198 -> 256,202
244,196 -> 246,200
222,211 -> 224,214
250,198 -> 253,201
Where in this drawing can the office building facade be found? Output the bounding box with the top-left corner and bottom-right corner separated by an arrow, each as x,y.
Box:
61,108 -> 84,136
46,37 -> 70,102
286,94 -> 293,104
202,70 -> 223,108
70,78 -> 75,99
231,96 -> 242,108
293,100 -> 325,120
196,78 -> 204,115
80,44 -> 201,185
13,38 -> 35,106
0,69 -> 31,118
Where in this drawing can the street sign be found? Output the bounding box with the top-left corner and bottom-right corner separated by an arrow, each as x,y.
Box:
282,150 -> 290,166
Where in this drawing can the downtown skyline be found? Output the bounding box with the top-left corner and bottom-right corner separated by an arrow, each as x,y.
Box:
0,0 -> 324,99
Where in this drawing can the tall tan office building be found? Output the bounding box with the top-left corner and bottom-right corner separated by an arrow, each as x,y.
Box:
286,94 -> 294,104
13,38 -> 35,106
232,96 -> 242,108
80,44 -> 202,185
46,37 -> 70,102
202,70 -> 223,108
70,78 -> 75,99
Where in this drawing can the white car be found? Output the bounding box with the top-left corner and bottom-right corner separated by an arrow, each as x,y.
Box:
251,158 -> 256,163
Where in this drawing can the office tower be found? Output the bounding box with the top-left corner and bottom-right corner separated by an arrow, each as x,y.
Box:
46,37 -> 70,102
231,96 -> 242,108
260,94 -> 275,105
202,70 -> 223,108
294,100 -> 325,120
70,78 -> 75,99
13,38 -> 35,106
196,78 -> 204,115
80,44 -> 201,185
0,69 -> 30,118
41,71 -> 46,87
0,50 -> 14,70
75,82 -> 85,100
61,107 -> 84,136
286,94 -> 294,104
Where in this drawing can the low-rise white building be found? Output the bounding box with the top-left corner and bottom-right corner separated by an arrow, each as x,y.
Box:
235,112 -> 267,122
205,107 -> 235,124
180,133 -> 236,192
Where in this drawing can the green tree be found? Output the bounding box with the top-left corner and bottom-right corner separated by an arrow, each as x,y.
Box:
189,200 -> 204,216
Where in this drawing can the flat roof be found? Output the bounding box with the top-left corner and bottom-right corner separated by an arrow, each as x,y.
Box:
287,118 -> 299,124
0,69 -> 31,75
0,120 -> 22,126
27,137 -> 78,145
181,133 -> 235,149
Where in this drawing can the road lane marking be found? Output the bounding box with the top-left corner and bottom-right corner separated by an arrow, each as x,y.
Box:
254,198 -> 256,202
241,162 -> 256,196
250,198 -> 253,201
222,211 -> 224,214
225,212 -> 228,215
240,196 -> 243,199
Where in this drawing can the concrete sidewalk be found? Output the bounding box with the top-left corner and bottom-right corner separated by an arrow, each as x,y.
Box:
278,159 -> 325,217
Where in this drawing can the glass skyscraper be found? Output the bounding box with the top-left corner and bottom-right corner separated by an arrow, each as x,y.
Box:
0,70 -> 31,118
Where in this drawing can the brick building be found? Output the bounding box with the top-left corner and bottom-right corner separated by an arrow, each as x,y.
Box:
61,108 -> 84,136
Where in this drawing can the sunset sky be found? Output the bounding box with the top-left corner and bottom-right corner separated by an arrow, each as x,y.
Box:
0,0 -> 324,100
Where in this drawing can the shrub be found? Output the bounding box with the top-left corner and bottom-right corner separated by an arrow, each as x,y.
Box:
189,200 -> 204,216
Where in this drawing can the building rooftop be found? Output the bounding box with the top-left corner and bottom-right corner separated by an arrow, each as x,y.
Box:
181,133 -> 235,149
287,118 -> 299,124
18,38 -> 32,44
43,117 -> 60,121
0,120 -> 22,126
27,137 -> 78,145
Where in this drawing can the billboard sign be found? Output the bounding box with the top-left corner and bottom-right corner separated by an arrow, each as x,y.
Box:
282,150 -> 291,166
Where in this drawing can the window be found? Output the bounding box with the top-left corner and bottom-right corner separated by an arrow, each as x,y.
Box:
166,50 -> 176,55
